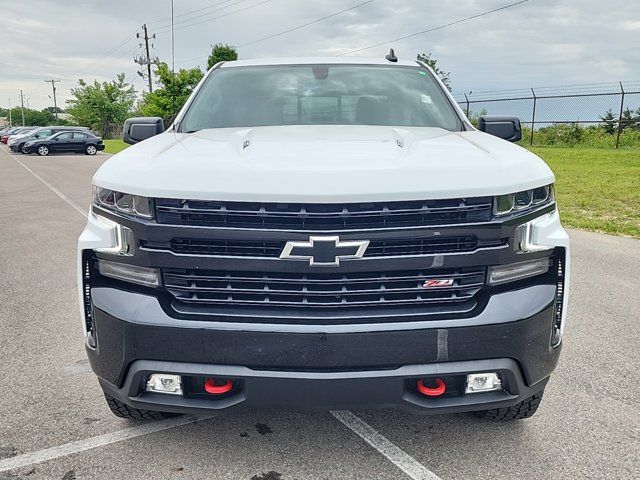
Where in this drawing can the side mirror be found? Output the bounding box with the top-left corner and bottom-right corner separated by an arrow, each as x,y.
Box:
477,116 -> 522,143
122,117 -> 164,145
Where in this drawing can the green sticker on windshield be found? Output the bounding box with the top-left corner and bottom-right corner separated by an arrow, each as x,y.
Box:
418,71 -> 427,76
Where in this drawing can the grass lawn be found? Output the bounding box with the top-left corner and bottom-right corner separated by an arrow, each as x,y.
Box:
531,147 -> 640,238
99,138 -> 639,238
103,139 -> 129,154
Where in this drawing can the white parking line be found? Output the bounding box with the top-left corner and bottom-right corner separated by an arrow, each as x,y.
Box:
331,411 -> 441,480
2,147 -> 88,218
0,415 -> 210,473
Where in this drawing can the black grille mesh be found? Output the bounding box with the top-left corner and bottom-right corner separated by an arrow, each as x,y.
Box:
163,267 -> 486,309
155,197 -> 494,230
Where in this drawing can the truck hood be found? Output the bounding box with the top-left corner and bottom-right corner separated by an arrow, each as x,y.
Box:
94,125 -> 554,202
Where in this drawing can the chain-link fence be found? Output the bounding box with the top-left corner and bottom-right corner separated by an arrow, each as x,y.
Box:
454,82 -> 640,148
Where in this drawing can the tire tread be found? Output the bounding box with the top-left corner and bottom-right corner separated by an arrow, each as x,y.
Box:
473,390 -> 544,421
103,393 -> 176,420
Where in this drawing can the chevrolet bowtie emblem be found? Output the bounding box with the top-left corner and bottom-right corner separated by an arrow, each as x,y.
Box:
279,235 -> 369,266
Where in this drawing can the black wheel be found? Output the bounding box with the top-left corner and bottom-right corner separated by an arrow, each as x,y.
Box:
472,390 -> 545,420
85,144 -> 98,155
103,392 -> 178,420
19,143 -> 28,154
37,145 -> 49,156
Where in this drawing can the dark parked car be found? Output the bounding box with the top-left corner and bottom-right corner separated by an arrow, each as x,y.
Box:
24,131 -> 105,156
9,126 -> 94,153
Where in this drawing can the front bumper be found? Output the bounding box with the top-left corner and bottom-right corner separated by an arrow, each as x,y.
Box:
88,284 -> 559,414
79,204 -> 570,414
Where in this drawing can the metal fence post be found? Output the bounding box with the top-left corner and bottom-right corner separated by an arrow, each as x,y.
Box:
464,93 -> 470,118
615,82 -> 625,149
530,88 -> 537,146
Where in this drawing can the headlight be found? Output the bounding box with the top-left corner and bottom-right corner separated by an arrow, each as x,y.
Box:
93,187 -> 153,219
494,184 -> 554,216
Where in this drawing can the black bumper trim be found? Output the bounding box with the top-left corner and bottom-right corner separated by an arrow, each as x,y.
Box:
99,358 -> 549,415
87,284 -> 561,395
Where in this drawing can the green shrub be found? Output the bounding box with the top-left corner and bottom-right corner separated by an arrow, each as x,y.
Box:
518,124 -> 640,149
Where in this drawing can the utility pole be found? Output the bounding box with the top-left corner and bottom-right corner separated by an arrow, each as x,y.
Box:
135,24 -> 157,93
19,90 -> 25,126
45,79 -> 61,120
8,98 -> 12,126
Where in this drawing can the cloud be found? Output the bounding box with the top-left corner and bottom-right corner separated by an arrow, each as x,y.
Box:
0,0 -> 639,111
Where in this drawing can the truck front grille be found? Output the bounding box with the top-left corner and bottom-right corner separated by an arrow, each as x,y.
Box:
162,235 -> 482,258
154,197 -> 493,230
163,267 -> 486,309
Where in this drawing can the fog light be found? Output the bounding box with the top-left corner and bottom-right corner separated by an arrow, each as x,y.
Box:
146,374 -> 183,395
465,373 -> 502,394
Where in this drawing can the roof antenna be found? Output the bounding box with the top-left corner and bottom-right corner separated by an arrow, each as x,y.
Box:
385,48 -> 398,62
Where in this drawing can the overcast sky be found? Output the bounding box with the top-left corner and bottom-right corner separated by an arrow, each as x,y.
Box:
1,0 -> 639,111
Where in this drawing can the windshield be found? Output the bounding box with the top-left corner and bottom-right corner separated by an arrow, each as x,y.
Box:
181,64 -> 462,132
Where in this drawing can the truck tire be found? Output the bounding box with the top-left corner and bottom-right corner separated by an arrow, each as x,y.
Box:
103,392 -> 177,420
472,390 -> 544,420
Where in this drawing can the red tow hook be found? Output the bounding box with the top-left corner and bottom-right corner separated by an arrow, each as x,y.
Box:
204,378 -> 234,395
417,378 -> 446,397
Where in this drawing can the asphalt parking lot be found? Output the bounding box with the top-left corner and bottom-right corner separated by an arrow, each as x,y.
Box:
0,144 -> 638,480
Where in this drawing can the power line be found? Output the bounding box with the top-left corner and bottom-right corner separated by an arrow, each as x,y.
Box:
238,0 -> 374,48
176,0 -> 374,66
156,0 -> 250,32
155,0 -> 249,33
73,34 -> 137,77
148,0 -> 239,27
338,0 -> 531,56
155,0 -> 272,35
171,0 -> 175,74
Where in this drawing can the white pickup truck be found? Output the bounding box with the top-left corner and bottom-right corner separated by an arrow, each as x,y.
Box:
78,55 -> 569,421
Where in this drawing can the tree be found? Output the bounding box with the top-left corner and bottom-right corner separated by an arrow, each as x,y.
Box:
23,109 -> 56,126
467,108 -> 488,127
5,107 -> 57,127
600,109 -> 617,135
620,107 -> 640,132
206,43 -> 238,70
416,53 -> 451,91
137,62 -> 204,125
66,74 -> 136,137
